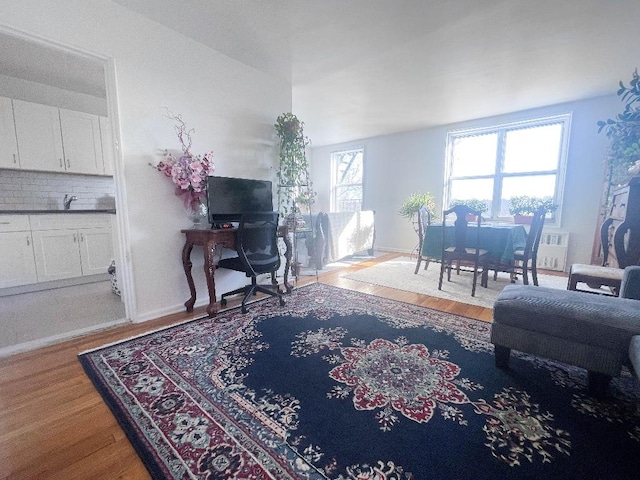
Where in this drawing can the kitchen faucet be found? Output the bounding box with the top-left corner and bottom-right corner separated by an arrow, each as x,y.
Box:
63,194 -> 78,210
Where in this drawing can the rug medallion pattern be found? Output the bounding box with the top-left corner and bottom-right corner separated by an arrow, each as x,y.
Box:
79,283 -> 640,479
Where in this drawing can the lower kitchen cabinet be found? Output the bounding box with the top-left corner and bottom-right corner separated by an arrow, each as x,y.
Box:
27,214 -> 114,284
0,230 -> 38,289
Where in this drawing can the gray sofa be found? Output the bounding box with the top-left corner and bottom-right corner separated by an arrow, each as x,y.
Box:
491,266 -> 640,397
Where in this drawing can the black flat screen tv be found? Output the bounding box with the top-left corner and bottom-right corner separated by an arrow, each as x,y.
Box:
206,176 -> 273,225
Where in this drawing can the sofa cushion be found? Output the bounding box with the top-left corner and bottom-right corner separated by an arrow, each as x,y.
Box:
493,285 -> 640,352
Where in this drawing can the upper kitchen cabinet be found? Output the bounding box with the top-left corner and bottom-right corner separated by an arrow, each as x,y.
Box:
11,99 -> 107,175
59,108 -> 103,175
13,99 -> 65,172
0,97 -> 20,169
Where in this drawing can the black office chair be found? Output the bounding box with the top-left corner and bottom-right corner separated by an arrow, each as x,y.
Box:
218,212 -> 285,313
438,204 -> 489,297
512,206 -> 546,285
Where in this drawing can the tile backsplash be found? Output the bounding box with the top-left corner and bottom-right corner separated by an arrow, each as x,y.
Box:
0,169 -> 116,211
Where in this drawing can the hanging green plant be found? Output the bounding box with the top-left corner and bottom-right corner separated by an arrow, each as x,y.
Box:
274,112 -> 315,220
597,68 -> 640,189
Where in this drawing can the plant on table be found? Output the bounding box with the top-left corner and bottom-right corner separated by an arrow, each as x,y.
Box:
449,198 -> 488,214
508,196 -> 557,216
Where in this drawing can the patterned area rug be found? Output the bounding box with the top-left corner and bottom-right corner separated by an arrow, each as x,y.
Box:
343,257 -> 570,308
79,284 -> 640,479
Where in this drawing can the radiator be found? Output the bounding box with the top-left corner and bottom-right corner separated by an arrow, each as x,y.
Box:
536,231 -> 569,272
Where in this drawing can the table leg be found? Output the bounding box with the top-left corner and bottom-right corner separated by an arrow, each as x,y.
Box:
182,240 -> 196,312
203,239 -> 219,317
282,231 -> 293,293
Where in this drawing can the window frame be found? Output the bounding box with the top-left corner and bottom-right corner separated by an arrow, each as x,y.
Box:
330,146 -> 365,212
444,114 -> 572,226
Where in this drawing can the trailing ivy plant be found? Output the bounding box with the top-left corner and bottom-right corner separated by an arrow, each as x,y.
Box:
274,112 -> 315,220
597,68 -> 640,189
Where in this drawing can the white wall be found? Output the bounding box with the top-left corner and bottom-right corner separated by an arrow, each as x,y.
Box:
311,95 -> 620,270
0,0 -> 291,321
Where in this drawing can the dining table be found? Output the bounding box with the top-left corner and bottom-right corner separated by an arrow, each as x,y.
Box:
421,222 -> 528,267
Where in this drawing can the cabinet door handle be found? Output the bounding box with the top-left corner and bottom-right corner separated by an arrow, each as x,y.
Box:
66,158 -> 71,169
59,158 -> 63,168
13,153 -> 17,164
26,235 -> 30,246
0,221 -> 9,225
80,233 -> 84,242
73,234 -> 77,243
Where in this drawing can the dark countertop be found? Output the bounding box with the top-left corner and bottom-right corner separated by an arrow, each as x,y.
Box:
0,209 -> 117,215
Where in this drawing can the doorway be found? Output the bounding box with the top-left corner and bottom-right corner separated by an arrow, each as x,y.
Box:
0,29 -> 129,355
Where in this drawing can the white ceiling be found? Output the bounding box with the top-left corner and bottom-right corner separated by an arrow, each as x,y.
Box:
6,1 -> 640,147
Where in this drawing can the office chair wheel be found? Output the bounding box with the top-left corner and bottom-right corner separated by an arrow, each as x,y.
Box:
241,305 -> 249,314
279,297 -> 285,307
220,298 -> 227,307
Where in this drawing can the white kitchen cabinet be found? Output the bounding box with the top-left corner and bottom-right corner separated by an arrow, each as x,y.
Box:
60,109 -> 103,175
78,227 -> 114,275
0,97 -> 20,169
0,215 -> 37,288
30,214 -> 114,282
99,116 -> 115,175
31,229 -> 83,281
13,99 -> 65,172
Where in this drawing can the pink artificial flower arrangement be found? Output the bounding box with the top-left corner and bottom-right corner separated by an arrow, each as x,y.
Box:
154,111 -> 215,210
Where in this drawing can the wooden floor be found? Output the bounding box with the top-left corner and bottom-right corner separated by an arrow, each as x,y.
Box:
0,252 -> 492,479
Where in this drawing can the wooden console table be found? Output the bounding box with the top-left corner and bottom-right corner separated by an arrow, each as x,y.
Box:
181,226 -> 292,317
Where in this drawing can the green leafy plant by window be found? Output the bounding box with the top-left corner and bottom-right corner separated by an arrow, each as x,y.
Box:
449,198 -> 488,213
508,196 -> 557,216
274,113 -> 315,219
399,193 -> 437,220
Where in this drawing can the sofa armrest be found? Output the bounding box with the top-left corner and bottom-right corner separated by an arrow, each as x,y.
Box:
620,266 -> 640,300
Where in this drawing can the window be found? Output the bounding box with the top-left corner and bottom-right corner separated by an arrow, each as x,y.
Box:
445,114 -> 571,221
331,147 -> 364,212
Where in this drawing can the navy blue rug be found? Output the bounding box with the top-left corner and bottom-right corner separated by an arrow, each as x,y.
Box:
79,283 -> 640,479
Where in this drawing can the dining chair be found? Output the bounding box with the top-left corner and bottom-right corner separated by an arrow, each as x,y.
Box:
438,204 -> 489,297
567,217 -> 623,296
414,205 -> 432,273
511,206 -> 547,286
218,211 -> 286,313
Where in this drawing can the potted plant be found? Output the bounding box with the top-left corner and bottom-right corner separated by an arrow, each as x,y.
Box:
398,192 -> 437,221
274,112 -> 315,228
449,198 -> 488,221
509,196 -> 557,224
597,68 -> 640,202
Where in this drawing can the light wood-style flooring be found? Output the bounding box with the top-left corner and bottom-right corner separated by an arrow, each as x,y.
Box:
0,252 -> 492,479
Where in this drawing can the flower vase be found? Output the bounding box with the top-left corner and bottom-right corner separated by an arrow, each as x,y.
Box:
187,199 -> 208,227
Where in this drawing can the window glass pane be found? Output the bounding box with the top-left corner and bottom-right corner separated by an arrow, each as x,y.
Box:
451,133 -> 498,176
449,178 -> 494,213
335,151 -> 363,186
332,148 -> 364,212
500,174 -> 557,216
503,124 -> 562,173
335,185 -> 362,212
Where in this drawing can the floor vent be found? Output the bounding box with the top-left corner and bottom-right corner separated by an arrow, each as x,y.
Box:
537,231 -> 569,272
